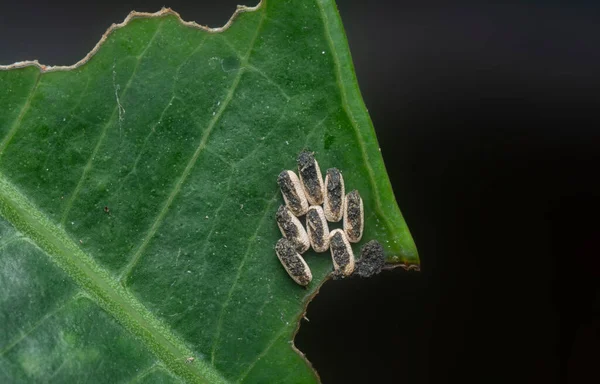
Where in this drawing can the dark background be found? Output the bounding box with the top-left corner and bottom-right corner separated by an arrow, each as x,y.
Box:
1,1 -> 598,383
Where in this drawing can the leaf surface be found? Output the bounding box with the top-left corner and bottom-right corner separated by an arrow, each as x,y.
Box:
0,0 -> 418,382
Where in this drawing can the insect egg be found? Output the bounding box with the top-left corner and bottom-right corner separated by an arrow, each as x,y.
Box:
355,240 -> 386,277
306,205 -> 330,253
275,238 -> 313,286
343,190 -> 364,243
323,168 -> 344,222
276,205 -> 310,253
277,170 -> 309,216
297,150 -> 325,205
329,229 -> 355,276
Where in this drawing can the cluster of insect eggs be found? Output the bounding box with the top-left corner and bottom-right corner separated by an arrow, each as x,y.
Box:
275,150 -> 364,286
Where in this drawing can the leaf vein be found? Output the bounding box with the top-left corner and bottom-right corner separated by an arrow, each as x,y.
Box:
59,20 -> 165,226
119,7 -> 268,284
39,74 -> 92,173
209,192 -> 279,365
234,101 -> 291,166
0,234 -> 23,251
210,114 -> 325,366
0,71 -> 41,158
246,64 -> 291,101
236,326 -> 288,383
162,166 -> 235,302
113,94 -> 176,196
0,292 -> 79,357
127,362 -> 161,384
114,35 -> 210,197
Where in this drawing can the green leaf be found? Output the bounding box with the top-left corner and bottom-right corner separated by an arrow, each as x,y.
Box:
0,0 -> 418,383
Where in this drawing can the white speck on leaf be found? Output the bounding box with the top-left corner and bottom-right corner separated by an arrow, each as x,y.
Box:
112,63 -> 126,136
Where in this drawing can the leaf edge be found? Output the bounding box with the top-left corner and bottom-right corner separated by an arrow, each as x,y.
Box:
0,2 -> 262,72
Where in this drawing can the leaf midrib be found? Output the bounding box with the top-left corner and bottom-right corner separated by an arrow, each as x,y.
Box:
0,174 -> 228,384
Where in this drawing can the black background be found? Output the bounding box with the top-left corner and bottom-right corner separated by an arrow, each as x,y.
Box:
1,1 -> 598,383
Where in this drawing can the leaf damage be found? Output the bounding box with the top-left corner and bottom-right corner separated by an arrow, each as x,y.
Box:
0,3 -> 263,72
